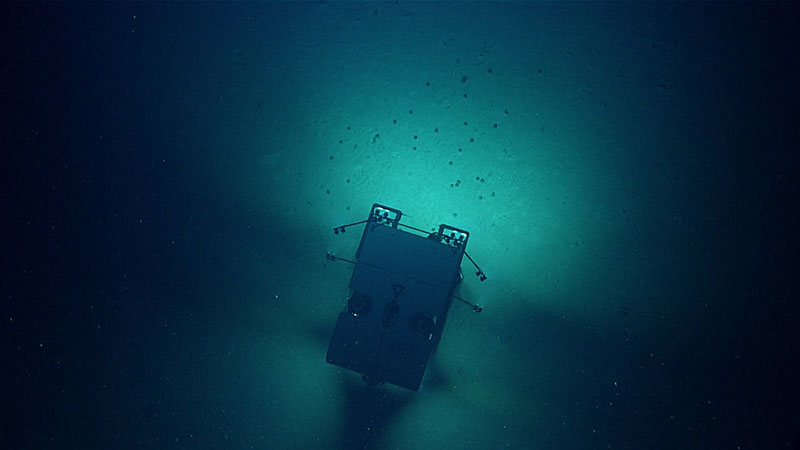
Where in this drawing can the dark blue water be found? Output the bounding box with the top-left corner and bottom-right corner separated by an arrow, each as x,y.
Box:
2,3 -> 798,449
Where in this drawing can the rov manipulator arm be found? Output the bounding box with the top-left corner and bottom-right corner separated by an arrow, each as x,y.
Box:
464,250 -> 487,282
455,250 -> 486,313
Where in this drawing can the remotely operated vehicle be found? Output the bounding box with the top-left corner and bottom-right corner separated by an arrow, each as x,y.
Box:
325,203 -> 485,391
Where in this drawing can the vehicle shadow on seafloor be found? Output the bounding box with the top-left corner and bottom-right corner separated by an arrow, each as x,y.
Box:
337,376 -> 414,450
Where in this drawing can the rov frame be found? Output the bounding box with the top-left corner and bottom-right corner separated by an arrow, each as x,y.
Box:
325,203 -> 485,391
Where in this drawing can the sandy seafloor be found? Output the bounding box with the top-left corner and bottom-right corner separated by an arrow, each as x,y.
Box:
2,2 -> 798,449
